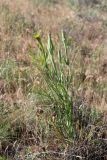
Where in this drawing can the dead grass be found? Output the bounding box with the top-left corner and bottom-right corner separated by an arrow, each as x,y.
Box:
0,0 -> 107,159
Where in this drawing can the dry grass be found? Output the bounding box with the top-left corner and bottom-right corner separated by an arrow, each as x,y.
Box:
0,0 -> 107,159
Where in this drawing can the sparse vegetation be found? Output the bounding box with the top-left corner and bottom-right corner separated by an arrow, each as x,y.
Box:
0,0 -> 107,159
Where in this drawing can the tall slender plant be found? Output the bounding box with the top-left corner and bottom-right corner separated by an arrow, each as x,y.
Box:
33,32 -> 74,138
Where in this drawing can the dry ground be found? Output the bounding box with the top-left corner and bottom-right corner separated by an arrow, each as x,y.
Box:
0,0 -> 107,159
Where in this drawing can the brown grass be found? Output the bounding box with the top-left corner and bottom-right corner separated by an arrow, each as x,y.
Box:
0,0 -> 107,159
